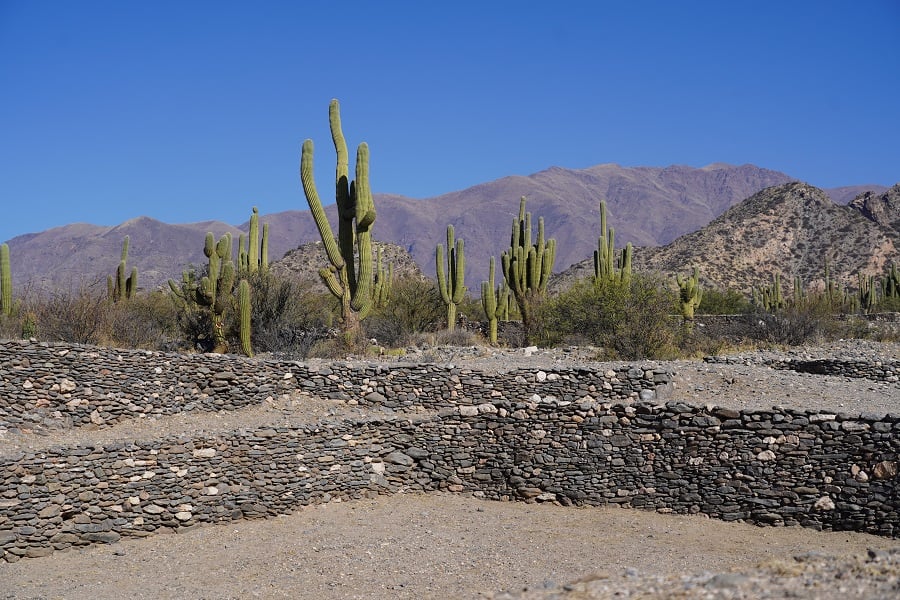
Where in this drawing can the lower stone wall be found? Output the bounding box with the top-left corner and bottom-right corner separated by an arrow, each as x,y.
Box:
2,394 -> 898,561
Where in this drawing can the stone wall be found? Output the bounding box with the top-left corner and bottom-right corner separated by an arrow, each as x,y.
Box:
1,341 -> 898,562
0,340 -> 667,432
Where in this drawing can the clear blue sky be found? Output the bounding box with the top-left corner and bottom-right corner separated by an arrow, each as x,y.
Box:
1,0 -> 898,244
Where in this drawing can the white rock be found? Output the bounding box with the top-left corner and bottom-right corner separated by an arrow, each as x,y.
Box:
756,450 -> 776,461
814,496 -> 836,511
193,448 -> 217,458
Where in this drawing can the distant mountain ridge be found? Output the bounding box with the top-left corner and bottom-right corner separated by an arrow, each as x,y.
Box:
4,163 -> 892,292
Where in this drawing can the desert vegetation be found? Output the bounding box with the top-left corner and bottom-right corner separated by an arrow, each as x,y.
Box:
0,101 -> 898,360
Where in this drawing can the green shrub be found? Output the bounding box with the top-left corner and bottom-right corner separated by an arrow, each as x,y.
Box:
697,287 -> 753,315
541,274 -> 680,359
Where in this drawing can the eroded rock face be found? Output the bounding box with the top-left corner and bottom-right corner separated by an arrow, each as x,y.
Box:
849,183 -> 900,235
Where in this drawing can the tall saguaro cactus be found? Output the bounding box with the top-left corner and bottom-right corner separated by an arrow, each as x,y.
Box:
436,225 -> 466,331
593,200 -> 632,283
108,236 -> 138,302
300,99 -> 377,341
501,196 -> 557,338
0,243 -> 11,317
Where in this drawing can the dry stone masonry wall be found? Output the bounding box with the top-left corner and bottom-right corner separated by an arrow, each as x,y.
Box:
1,340 -> 898,562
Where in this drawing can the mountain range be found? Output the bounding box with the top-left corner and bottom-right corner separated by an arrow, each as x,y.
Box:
4,163 -> 894,294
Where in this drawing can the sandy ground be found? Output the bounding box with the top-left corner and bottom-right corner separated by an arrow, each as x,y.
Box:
2,492 -> 896,600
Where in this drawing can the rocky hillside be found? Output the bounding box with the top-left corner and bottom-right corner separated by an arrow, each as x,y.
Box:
6,163 -> 803,291
268,240 -> 425,293
556,182 -> 900,292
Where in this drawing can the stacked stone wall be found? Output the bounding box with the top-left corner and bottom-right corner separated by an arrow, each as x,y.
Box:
1,341 -> 898,562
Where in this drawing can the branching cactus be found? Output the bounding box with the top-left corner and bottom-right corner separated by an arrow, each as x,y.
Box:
0,243 -> 11,317
675,267 -> 703,326
436,225 -> 466,331
858,273 -> 876,314
593,200 -> 632,283
501,196 -> 556,338
239,206 -> 269,274
882,263 -> 900,300
300,99 -> 377,340
753,272 -> 785,313
107,236 -> 138,302
197,232 -> 237,353
480,256 -> 499,344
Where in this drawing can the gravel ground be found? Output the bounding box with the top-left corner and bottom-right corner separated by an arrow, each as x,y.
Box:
1,340 -> 899,599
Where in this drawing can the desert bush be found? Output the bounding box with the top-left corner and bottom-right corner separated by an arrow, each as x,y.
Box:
541,274 -> 680,359
697,287 -> 753,315
229,273 -> 336,357
363,276 -> 445,348
105,291 -> 180,350
28,284 -> 111,345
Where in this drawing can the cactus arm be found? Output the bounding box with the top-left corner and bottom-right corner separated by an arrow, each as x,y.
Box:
248,207 -> 259,273
301,139 -> 345,273
260,223 -> 269,272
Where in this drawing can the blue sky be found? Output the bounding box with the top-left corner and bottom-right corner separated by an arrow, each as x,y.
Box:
1,0 -> 898,244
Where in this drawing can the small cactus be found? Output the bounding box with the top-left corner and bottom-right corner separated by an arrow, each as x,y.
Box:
481,257 -> 499,344
436,225 -> 466,331
107,236 -> 137,302
675,267 -> 703,326
0,243 -> 11,317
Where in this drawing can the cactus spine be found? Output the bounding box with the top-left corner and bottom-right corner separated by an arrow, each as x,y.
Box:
108,236 -> 138,302
0,243 -> 11,317
239,278 -> 252,357
675,267 -> 703,326
593,200 -> 632,283
481,256 -> 499,344
501,197 -> 556,336
436,225 -> 466,331
300,99 -> 377,339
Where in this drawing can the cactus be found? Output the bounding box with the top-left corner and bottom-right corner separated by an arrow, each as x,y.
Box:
0,243 -> 11,317
168,232 -> 240,353
239,278 -> 252,357
792,275 -> 806,307
501,197 -> 556,337
480,256 -> 500,344
436,225 -> 467,331
300,99 -> 377,341
675,267 -> 703,326
882,263 -> 900,300
753,272 -> 784,312
593,200 -> 632,283
858,273 -> 876,314
239,206 -> 269,274
373,246 -> 393,309
107,236 -> 138,302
